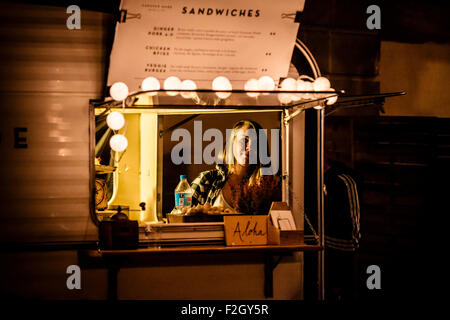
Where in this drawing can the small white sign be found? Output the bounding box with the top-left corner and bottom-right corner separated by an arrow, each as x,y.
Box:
270,210 -> 296,230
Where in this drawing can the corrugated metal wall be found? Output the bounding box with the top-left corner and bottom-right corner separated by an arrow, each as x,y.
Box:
0,3 -> 114,243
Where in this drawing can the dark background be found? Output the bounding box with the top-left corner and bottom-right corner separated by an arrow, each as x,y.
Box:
296,0 -> 448,301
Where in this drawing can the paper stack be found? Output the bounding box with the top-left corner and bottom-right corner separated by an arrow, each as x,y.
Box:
139,222 -> 225,247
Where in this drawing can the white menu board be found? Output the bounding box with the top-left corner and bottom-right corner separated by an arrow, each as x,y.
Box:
107,0 -> 305,91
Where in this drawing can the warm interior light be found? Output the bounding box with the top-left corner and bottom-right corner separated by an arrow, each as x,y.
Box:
257,76 -> 275,92
106,111 -> 125,130
244,79 -> 259,97
212,76 -> 232,99
110,134 -> 128,152
313,77 -> 331,91
163,76 -> 181,96
180,80 -> 197,99
141,77 -> 160,95
110,82 -> 129,101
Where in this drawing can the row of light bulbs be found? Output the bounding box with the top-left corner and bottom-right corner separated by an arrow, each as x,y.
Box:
110,75 -> 338,104
107,75 -> 337,153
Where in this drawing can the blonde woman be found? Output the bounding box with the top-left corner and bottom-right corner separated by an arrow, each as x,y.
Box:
191,120 -> 280,214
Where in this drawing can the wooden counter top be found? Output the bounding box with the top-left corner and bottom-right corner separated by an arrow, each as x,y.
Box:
85,243 -> 322,258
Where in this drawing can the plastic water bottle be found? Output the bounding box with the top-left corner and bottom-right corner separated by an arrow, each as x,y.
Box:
174,175 -> 192,213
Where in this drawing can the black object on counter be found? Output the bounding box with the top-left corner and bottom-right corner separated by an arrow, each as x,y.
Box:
99,206 -> 138,250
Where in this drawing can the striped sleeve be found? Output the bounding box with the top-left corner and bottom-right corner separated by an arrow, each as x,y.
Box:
325,173 -> 361,251
191,170 -> 215,205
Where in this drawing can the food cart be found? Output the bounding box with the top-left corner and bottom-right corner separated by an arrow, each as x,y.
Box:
0,0 -> 404,301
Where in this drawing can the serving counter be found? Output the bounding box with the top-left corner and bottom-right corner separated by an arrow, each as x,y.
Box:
80,243 -> 322,300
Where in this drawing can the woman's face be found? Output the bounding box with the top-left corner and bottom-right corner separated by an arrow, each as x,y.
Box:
233,126 -> 257,166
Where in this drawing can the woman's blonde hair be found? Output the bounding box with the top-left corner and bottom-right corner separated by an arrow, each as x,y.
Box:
220,120 -> 269,185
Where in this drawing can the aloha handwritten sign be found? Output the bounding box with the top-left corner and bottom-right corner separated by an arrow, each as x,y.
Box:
224,215 -> 268,246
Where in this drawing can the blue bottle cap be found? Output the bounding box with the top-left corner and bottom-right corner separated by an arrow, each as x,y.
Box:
180,175 -> 187,180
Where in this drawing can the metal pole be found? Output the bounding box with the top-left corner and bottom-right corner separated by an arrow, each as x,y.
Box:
281,110 -> 290,205
317,107 -> 325,300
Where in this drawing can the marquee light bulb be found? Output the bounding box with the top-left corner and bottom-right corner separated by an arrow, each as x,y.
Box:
141,77 -> 160,95
326,89 -> 338,105
212,76 -> 232,99
164,76 -> 181,96
180,79 -> 197,99
297,80 -> 313,99
280,77 -> 298,101
313,77 -> 331,91
244,79 -> 259,97
106,111 -> 125,130
257,76 -> 275,92
110,82 -> 129,101
110,134 -> 128,152
278,93 -> 292,104
280,78 -> 297,91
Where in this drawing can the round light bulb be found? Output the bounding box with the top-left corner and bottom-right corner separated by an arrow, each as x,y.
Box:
280,77 -> 298,101
141,77 -> 160,96
291,92 -> 301,102
110,134 -> 128,152
244,79 -> 259,97
280,78 -> 297,91
277,93 -> 292,104
212,76 -> 232,99
180,80 -> 197,99
110,82 -> 129,101
326,88 -> 338,105
297,80 -> 314,99
313,77 -> 331,92
106,111 -> 125,130
257,76 -> 275,92
163,76 -> 181,96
